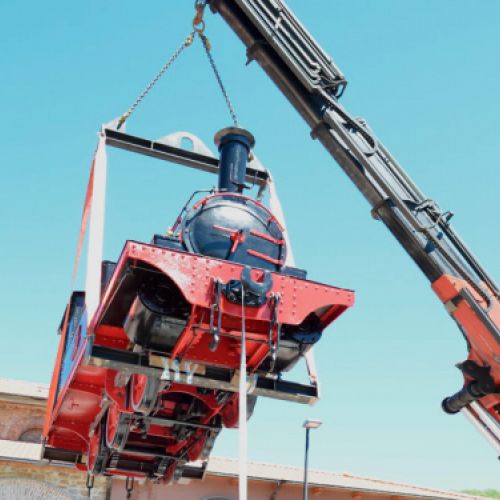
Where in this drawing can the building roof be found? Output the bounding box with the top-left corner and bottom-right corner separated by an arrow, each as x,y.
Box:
0,379 -> 48,404
205,457 -> 476,499
0,379 -> 477,499
0,440 -> 42,462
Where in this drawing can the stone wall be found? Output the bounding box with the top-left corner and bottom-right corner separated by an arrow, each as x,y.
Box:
0,402 -> 44,441
0,461 -> 110,500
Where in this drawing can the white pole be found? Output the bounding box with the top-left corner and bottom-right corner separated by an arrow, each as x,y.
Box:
238,285 -> 247,500
267,170 -> 295,267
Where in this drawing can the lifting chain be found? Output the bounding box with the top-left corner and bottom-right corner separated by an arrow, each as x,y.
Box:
86,473 -> 94,497
209,279 -> 223,352
117,0 -> 239,130
117,31 -> 195,129
193,0 -> 238,126
268,293 -> 281,373
198,32 -> 239,127
125,476 -> 135,499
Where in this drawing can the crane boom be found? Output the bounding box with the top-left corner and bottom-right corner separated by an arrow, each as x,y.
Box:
208,0 -> 500,451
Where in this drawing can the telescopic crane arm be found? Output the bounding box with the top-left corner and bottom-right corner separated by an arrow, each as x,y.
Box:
207,0 -> 500,451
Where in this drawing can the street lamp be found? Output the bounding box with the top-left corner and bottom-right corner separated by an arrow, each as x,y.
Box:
302,419 -> 322,500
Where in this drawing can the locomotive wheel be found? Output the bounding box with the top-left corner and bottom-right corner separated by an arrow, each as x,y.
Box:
200,428 -> 220,460
163,461 -> 180,483
187,427 -> 220,462
130,374 -> 159,415
186,432 -> 207,462
88,420 -> 108,474
105,403 -> 130,451
221,394 -> 258,428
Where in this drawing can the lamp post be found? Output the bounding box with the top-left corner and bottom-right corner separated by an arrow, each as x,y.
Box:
302,419 -> 322,500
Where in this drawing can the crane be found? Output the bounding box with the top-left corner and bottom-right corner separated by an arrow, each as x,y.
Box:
204,0 -> 499,451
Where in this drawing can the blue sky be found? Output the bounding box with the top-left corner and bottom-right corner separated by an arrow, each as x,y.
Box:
1,0 -> 499,491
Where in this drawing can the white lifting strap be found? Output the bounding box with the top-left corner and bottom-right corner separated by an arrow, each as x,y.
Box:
85,129 -> 107,323
265,169 -> 295,267
266,170 -> 320,388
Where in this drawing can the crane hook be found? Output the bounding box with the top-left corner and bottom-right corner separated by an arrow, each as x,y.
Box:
193,0 -> 208,34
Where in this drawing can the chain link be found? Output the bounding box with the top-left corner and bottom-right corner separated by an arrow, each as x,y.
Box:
116,4 -> 240,130
117,32 -> 195,129
199,33 -> 239,127
86,473 -> 94,497
125,477 -> 134,499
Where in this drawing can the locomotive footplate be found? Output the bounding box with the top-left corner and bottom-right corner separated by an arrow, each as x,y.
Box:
92,240 -> 353,374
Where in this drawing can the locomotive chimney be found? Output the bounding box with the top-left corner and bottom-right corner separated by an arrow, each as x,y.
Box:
214,127 -> 255,193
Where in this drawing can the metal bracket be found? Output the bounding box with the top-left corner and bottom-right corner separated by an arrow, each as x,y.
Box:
88,345 -> 319,404
157,131 -> 217,158
224,266 -> 273,307
303,348 -> 320,400
154,457 -> 171,478
209,279 -> 223,351
268,293 -> 281,372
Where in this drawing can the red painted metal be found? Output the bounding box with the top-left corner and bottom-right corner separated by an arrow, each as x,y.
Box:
43,241 -> 354,480
246,248 -> 284,267
87,423 -> 101,473
432,275 -> 500,423
212,225 -> 247,253
249,229 -> 285,245
105,405 -> 119,449
130,375 -> 148,413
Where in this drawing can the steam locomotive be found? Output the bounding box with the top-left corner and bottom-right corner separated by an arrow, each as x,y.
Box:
43,127 -> 354,482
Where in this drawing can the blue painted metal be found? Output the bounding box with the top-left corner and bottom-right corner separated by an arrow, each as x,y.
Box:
57,293 -> 87,396
214,127 -> 255,193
